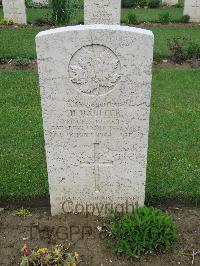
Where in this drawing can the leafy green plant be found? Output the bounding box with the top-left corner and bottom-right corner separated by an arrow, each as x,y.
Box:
175,0 -> 184,8
50,0 -> 78,24
76,0 -> 84,8
153,53 -> 162,63
168,37 -> 187,63
122,0 -> 137,8
168,37 -> 200,63
181,15 -> 190,23
186,42 -> 200,59
14,57 -> 31,66
148,0 -> 160,8
14,208 -> 32,217
127,12 -> 138,25
0,18 -> 14,25
21,244 -> 79,266
105,207 -> 177,258
25,0 -> 33,8
0,56 -> 8,64
158,12 -> 171,24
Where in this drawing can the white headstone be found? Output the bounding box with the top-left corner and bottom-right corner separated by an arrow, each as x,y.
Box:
2,0 -> 27,24
184,0 -> 200,22
84,0 -> 121,25
162,0 -> 178,6
36,25 -> 154,216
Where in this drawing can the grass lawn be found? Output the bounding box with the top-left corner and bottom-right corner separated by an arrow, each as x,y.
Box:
0,27 -> 200,60
0,6 -> 184,24
74,7 -> 184,24
0,69 -> 199,203
0,70 -> 48,199
121,7 -> 183,23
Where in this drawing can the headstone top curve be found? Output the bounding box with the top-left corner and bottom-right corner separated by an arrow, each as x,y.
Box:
36,25 -> 154,40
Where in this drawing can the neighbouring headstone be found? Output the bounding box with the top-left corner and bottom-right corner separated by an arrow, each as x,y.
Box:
2,0 -> 27,24
184,0 -> 200,22
36,24 -> 154,216
84,0 -> 121,24
162,0 -> 178,6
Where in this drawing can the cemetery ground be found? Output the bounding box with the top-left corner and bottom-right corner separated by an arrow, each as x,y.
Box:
0,68 -> 200,265
0,207 -> 199,265
0,4 -> 200,266
0,1 -> 194,25
0,69 -> 200,203
0,6 -> 185,24
0,27 -> 200,64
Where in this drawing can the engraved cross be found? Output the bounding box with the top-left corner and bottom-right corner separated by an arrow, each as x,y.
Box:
81,143 -> 113,192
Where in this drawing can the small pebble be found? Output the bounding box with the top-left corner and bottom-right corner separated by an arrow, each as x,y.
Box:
97,226 -> 102,232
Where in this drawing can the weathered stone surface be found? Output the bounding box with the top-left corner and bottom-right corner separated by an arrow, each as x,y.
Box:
2,0 -> 27,24
184,0 -> 200,22
36,25 -> 154,216
162,0 -> 178,6
84,0 -> 121,25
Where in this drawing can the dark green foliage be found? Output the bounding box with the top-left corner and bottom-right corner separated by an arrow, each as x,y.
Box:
76,0 -> 84,8
153,53 -> 162,63
127,12 -> 138,24
148,0 -> 160,8
0,56 -> 8,64
158,12 -> 171,24
180,15 -> 190,23
25,0 -> 33,8
168,38 -> 200,63
186,42 -> 200,59
106,207 -> 178,257
32,17 -> 54,26
14,57 -> 31,66
122,0 -> 161,8
50,0 -> 77,24
121,0 -> 137,8
32,17 -> 47,26
175,0 -> 184,8
168,38 -> 187,63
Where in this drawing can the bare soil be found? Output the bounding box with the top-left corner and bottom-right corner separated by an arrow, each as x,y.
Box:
0,60 -> 37,70
0,206 -> 199,266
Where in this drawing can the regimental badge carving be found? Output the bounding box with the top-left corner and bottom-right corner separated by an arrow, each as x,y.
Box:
69,44 -> 121,96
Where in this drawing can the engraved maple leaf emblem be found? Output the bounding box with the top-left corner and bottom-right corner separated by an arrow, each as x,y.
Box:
69,45 -> 121,96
